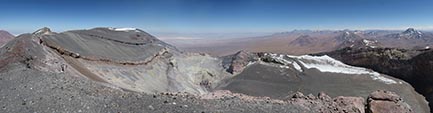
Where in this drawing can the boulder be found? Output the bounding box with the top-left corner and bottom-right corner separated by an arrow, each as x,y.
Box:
334,96 -> 365,113
368,90 -> 413,113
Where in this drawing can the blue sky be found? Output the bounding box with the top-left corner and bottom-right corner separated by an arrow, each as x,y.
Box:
1,0 -> 433,35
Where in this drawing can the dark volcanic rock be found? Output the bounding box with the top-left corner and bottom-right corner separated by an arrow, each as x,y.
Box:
411,50 -> 433,110
319,47 -> 433,110
316,48 -> 418,80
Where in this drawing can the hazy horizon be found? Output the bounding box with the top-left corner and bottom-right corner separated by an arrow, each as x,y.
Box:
3,27 -> 433,39
1,0 -> 433,35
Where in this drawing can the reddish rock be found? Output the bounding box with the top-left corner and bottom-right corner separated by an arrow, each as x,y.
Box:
369,101 -> 411,113
334,96 -> 365,113
290,92 -> 365,113
0,30 -> 14,47
367,90 -> 413,113
227,50 -> 258,74
369,90 -> 401,102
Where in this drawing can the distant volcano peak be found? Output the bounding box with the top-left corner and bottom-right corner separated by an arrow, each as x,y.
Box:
400,28 -> 423,39
403,28 -> 416,33
33,27 -> 53,35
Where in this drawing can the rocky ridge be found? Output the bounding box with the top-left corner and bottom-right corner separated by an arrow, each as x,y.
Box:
0,30 -> 14,47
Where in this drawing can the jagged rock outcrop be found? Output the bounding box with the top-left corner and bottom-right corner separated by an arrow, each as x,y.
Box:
222,50 -> 259,74
368,90 -> 413,113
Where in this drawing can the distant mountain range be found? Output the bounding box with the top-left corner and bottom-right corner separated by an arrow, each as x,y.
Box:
262,28 -> 433,54
170,28 -> 433,56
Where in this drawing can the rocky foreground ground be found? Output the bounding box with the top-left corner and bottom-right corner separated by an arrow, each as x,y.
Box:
0,63 -> 415,113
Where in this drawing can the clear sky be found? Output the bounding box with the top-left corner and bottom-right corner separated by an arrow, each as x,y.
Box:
1,0 -> 433,35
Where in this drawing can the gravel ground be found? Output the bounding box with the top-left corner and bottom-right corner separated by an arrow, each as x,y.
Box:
0,63 -> 327,113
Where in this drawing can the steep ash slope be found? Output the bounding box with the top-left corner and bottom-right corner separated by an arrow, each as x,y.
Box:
1,27 -> 230,95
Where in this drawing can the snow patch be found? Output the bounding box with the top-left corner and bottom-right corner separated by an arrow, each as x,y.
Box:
362,39 -> 371,45
266,53 -> 401,85
34,29 -> 44,34
286,55 -> 398,84
370,72 -> 398,84
292,62 -> 302,72
362,39 -> 377,46
247,61 -> 256,66
279,65 -> 290,69
108,27 -> 139,32
266,53 -> 303,71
